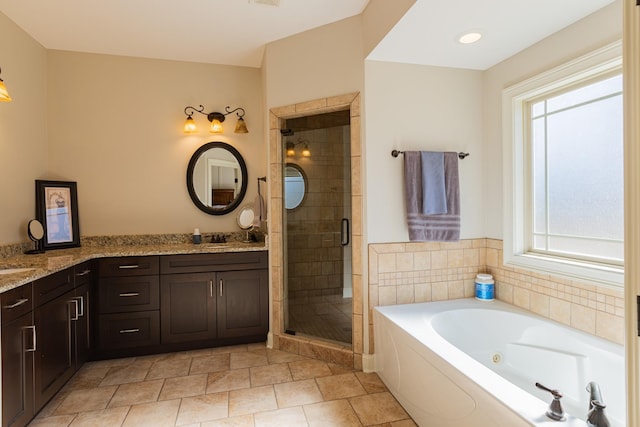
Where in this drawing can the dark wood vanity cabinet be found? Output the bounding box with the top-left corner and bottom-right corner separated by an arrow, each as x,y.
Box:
159,268 -> 268,344
1,283 -> 34,427
95,251 -> 267,357
2,263 -> 94,427
32,270 -> 77,412
159,251 -> 269,346
96,257 -> 160,354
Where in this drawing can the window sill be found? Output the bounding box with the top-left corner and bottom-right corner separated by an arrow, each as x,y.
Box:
504,252 -> 623,289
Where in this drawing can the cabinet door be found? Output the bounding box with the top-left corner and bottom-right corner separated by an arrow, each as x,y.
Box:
1,313 -> 34,427
216,270 -> 268,339
73,283 -> 91,369
74,262 -> 94,369
160,273 -> 216,344
33,288 -> 76,412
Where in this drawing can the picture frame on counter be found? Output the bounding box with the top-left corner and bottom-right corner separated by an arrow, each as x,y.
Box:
35,180 -> 80,250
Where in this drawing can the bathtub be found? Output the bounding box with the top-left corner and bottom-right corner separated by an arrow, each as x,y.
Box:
373,298 -> 625,427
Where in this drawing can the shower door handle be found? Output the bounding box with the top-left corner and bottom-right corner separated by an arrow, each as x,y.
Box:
341,218 -> 350,246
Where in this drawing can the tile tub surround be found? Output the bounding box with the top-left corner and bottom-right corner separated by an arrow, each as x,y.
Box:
368,238 -> 625,352
29,343 -> 415,427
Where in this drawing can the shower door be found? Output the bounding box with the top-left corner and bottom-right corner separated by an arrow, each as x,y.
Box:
283,111 -> 352,344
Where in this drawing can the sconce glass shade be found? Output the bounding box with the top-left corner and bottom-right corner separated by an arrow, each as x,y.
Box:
301,144 -> 311,157
0,79 -> 11,102
210,119 -> 224,133
286,142 -> 295,157
234,117 -> 249,134
183,116 -> 197,133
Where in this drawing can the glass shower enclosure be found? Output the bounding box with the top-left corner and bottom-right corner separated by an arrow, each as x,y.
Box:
282,110 -> 352,345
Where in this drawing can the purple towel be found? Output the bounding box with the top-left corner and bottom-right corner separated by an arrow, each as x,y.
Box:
420,151 -> 447,215
404,151 -> 460,242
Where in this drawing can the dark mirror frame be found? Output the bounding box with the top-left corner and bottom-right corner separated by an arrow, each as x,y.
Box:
186,141 -> 248,216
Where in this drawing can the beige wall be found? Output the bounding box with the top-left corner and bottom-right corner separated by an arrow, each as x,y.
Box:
361,0 -> 416,57
0,12 -> 49,244
483,0 -> 622,239
45,50 -> 265,236
364,61 -> 485,242
263,16 -> 364,110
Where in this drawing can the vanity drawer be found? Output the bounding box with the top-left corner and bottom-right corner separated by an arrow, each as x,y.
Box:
74,261 -> 95,287
1,283 -> 33,323
160,251 -> 268,274
98,256 -> 159,277
98,311 -> 160,350
33,269 -> 73,307
99,275 -> 159,313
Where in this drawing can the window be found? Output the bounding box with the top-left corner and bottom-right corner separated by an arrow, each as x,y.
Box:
503,42 -> 623,286
528,73 -> 623,263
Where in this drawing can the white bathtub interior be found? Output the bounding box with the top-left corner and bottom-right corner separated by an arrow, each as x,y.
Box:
374,299 -> 625,427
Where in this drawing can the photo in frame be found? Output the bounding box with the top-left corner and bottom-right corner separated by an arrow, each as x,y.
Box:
35,180 -> 80,250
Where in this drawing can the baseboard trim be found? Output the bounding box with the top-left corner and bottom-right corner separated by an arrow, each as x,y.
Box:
361,353 -> 376,373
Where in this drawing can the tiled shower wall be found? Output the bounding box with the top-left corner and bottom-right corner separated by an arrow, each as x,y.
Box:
368,238 -> 625,353
286,125 -> 350,301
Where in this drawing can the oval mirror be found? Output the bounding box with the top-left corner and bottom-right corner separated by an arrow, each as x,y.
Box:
187,142 -> 248,215
237,206 -> 255,230
27,219 -> 45,241
25,219 -> 45,254
284,163 -> 306,210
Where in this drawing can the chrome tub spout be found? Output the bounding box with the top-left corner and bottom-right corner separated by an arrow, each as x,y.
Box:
586,382 -> 610,427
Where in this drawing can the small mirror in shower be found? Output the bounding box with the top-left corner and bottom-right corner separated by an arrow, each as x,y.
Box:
284,163 -> 306,210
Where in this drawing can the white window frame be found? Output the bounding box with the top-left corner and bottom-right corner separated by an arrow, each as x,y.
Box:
502,41 -> 623,287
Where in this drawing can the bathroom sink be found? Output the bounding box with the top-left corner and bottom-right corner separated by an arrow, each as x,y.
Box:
0,268 -> 35,275
203,244 -> 230,249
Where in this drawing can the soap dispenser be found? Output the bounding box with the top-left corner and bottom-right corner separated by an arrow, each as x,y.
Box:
193,228 -> 202,244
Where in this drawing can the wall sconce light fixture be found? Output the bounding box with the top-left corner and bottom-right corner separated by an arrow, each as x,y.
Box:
286,138 -> 311,157
0,67 -> 12,102
183,105 -> 248,134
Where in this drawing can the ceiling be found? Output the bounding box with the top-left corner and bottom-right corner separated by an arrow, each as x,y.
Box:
368,0 -> 617,70
0,0 -> 616,70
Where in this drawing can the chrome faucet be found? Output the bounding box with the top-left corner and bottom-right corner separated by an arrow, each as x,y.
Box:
535,382 -> 566,421
585,382 -> 610,427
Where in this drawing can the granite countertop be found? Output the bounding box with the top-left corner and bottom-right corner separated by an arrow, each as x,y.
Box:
0,241 -> 268,294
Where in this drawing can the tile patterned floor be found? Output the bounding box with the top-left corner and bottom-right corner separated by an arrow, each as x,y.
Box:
29,343 -> 416,427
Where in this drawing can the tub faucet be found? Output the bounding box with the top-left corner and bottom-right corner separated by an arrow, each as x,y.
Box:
585,382 -> 610,427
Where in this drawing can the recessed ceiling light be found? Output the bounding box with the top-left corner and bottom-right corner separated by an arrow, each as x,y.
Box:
458,32 -> 482,44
